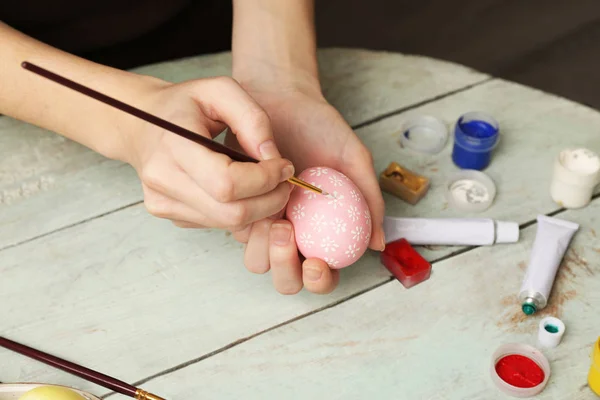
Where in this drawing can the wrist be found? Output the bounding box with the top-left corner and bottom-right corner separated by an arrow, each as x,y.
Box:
233,60 -> 323,99
231,0 -> 322,98
98,73 -> 169,163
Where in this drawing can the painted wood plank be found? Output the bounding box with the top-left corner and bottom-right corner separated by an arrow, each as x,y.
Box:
0,205 -> 391,396
0,48 -> 488,250
135,200 -> 600,400
1,77 -> 600,397
129,48 -> 490,127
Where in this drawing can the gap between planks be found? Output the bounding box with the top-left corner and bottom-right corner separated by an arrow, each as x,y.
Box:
100,191 -> 600,399
351,77 -> 493,130
0,201 -> 143,253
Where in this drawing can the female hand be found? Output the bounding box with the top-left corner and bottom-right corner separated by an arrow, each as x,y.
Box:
120,76 -> 295,233
226,85 -> 386,295
223,0 -> 385,295
0,22 -> 293,239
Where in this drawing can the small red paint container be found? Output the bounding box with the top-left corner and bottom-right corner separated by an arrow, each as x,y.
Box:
490,343 -> 551,397
380,238 -> 431,288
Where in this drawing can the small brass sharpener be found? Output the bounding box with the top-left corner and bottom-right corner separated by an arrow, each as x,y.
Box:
379,162 -> 430,205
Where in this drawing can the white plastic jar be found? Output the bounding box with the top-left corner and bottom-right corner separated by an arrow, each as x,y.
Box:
550,148 -> 600,209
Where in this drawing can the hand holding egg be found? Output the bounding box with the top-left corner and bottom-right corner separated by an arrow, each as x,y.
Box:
286,166 -> 371,269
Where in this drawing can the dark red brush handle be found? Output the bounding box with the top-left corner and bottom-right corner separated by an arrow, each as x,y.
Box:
0,336 -> 136,397
21,61 -> 257,164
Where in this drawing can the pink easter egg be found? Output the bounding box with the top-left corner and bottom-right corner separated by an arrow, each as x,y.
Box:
285,166 -> 371,269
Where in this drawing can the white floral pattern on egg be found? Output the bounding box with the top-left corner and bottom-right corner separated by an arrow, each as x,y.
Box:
286,167 -> 371,269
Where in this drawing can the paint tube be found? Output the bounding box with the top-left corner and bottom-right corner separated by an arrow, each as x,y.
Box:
519,215 -> 579,315
383,217 -> 519,246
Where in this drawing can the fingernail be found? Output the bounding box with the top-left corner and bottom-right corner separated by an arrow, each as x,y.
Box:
259,139 -> 279,160
282,164 -> 295,181
271,223 -> 291,245
380,235 -> 386,251
378,225 -> 387,250
304,266 -> 323,281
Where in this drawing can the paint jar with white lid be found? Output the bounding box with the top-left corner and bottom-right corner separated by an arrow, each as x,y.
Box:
400,115 -> 448,154
550,148 -> 600,209
490,343 -> 551,397
445,169 -> 497,212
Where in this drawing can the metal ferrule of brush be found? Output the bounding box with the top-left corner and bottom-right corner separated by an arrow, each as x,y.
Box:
135,389 -> 167,400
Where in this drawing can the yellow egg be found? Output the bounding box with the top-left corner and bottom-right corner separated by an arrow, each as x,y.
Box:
19,386 -> 86,400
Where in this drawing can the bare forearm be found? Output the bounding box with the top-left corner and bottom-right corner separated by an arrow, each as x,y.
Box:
231,0 -> 320,94
0,22 -> 163,160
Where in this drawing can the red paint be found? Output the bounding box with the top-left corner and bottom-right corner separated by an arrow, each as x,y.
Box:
380,238 -> 431,288
495,355 -> 545,388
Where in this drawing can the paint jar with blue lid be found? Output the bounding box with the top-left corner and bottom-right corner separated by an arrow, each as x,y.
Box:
452,111 -> 500,170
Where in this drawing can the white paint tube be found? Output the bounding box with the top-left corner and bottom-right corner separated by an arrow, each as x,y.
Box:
383,217 -> 519,246
519,215 -> 579,315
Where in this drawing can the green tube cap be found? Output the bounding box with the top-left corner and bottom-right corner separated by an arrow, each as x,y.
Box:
522,303 -> 537,315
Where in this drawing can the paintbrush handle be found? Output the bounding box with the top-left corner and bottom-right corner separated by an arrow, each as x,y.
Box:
20,62 -> 258,164
21,61 -> 325,196
0,336 -> 137,398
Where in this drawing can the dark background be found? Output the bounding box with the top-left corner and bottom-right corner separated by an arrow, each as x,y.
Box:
6,0 -> 600,110
315,0 -> 600,111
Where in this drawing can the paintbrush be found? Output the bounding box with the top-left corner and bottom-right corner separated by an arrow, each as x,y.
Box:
20,61 -> 328,197
0,336 -> 165,400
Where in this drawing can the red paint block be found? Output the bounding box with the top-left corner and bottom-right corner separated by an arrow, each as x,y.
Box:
380,238 -> 431,288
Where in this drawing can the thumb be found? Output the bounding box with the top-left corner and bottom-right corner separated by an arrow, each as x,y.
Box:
193,77 -> 282,161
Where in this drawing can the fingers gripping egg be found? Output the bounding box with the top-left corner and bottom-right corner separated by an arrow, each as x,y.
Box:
286,167 -> 371,269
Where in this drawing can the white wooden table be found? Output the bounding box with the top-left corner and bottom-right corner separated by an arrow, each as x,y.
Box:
1,48 -> 599,400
